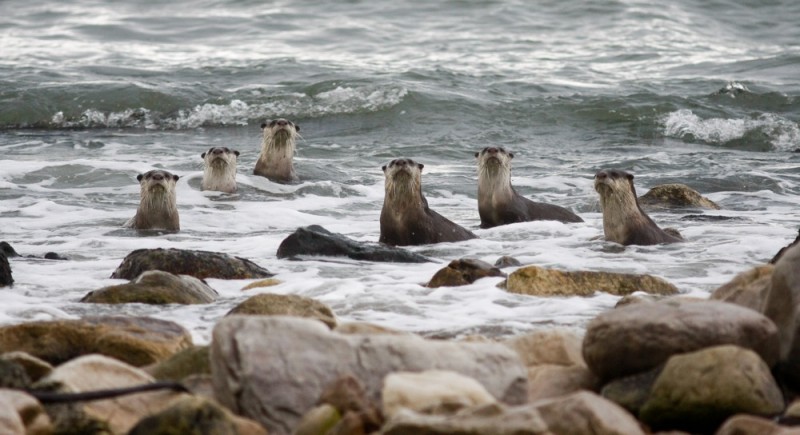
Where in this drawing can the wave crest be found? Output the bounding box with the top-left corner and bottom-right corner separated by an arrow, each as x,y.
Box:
662,109 -> 799,151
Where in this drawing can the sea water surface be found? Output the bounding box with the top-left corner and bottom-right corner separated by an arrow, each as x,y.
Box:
1,0 -> 799,343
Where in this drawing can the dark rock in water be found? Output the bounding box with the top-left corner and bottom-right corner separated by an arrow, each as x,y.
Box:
494,256 -> 522,268
111,248 -> 273,280
0,251 -> 12,287
43,252 -> 67,260
770,228 -> 800,264
681,214 -> 744,222
277,225 -> 431,263
82,270 -> 218,305
427,258 -> 506,288
638,183 -> 720,210
0,242 -> 20,257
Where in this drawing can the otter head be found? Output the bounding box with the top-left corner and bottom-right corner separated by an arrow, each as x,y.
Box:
201,147 -> 239,168
261,118 -> 299,148
594,169 -> 636,200
137,169 -> 179,195
382,158 -> 424,202
476,146 -> 514,185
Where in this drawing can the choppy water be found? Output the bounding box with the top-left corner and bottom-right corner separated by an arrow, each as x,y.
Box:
1,0 -> 799,343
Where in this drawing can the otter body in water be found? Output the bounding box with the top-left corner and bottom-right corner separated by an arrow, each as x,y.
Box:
125,169 -> 180,231
476,147 -> 583,228
201,147 -> 239,193
594,169 -> 683,245
379,158 -> 477,246
254,118 -> 299,183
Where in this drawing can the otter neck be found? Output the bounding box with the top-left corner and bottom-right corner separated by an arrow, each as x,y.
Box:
599,185 -> 642,242
262,131 -> 296,157
384,173 -> 425,211
139,186 -> 178,220
478,163 -> 514,206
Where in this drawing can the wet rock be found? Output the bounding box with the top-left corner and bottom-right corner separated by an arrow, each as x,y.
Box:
241,278 -> 282,291
582,299 -> 779,382
761,243 -> 800,386
382,391 -> 644,435
494,256 -> 522,268
0,359 -> 30,389
144,345 -> 210,382
614,293 -> 663,307
37,354 -> 188,434
710,265 -> 773,311
0,352 -> 53,382
0,251 -> 12,287
111,247 -> 273,280
639,345 -> 784,432
334,322 -> 408,336
210,316 -> 528,435
82,270 -> 218,305
601,365 -> 664,415
638,183 -> 720,210
276,225 -> 431,263
382,370 -> 497,418
0,389 -> 53,435
427,258 -> 505,288
0,316 -> 193,366
0,242 -> 19,258
226,293 -> 337,329
505,265 -> 678,297
129,395 -> 267,435
770,228 -> 800,264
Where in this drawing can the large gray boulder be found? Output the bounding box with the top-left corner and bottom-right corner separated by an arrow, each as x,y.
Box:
582,299 -> 779,382
210,316 -> 528,435
111,248 -> 273,280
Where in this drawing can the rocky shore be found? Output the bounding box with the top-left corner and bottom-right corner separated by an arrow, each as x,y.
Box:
0,230 -> 799,434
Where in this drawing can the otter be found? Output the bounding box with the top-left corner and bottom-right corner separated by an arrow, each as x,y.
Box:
379,158 -> 477,246
254,118 -> 300,183
125,169 -> 180,231
201,147 -> 239,193
594,169 -> 683,245
476,147 -> 583,228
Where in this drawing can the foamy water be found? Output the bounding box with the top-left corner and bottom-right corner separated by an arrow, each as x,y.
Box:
1,0 -> 799,344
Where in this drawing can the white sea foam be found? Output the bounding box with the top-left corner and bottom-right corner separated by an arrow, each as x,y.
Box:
662,109 -> 800,150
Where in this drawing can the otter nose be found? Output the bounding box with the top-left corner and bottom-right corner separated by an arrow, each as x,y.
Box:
276,119 -> 288,127
212,148 -> 223,155
152,173 -> 164,181
595,171 -> 608,180
487,147 -> 498,154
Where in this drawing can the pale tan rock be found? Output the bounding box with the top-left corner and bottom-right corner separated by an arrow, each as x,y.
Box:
0,389 -> 52,435
334,322 -> 407,336
526,364 -> 598,402
382,370 -> 497,419
506,265 -> 678,297
503,329 -> 585,367
226,293 -> 336,329
762,243 -> 800,385
638,183 -> 720,210
426,258 -> 505,288
241,278 -> 282,291
293,404 -> 340,435
716,414 -> 798,435
710,265 -> 774,311
40,354 -> 187,434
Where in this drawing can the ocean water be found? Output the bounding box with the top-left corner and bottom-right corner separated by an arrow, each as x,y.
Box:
1,0 -> 799,344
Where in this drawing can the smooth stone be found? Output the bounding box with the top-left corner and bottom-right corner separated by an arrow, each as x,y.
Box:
710,265 -> 773,312
502,329 -> 585,367
506,265 -> 678,297
226,293 -> 337,329
762,243 -> 800,385
82,270 -> 218,305
111,247 -> 273,280
638,183 -> 720,210
0,389 -> 52,435
128,395 -> 267,435
276,225 -> 431,263
144,345 -> 210,382
382,370 -> 497,419
427,258 -> 505,288
0,352 -> 52,382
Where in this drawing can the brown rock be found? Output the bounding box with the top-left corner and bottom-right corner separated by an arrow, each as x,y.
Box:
583,299 -> 780,382
144,345 -> 210,381
111,247 -> 273,280
241,278 -> 282,291
640,345 -> 784,432
128,395 -> 267,435
762,243 -> 800,386
506,265 -> 678,297
600,365 -> 663,415
82,270 -> 218,305
427,258 -> 505,288
710,265 -> 773,312
716,414 -> 796,435
494,256 -> 522,268
226,293 -> 337,329
526,364 -> 599,402
381,370 -> 497,418
638,183 -> 720,210
334,322 -> 407,336
0,316 -> 192,367
0,352 -> 52,382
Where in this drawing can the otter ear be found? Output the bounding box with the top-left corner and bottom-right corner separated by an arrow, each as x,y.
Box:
261,121 -> 268,129
294,124 -> 300,132
234,150 -> 240,156
136,174 -> 144,182
172,174 -> 180,181
627,173 -> 634,180
474,151 -> 479,158
509,152 -> 515,159
201,152 -> 206,158
381,165 -> 387,173
418,163 -> 424,171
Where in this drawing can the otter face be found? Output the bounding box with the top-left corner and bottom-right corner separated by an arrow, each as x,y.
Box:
475,147 -> 513,169
594,169 -> 634,196
261,118 -> 299,140
137,170 -> 179,192
382,158 -> 424,178
201,147 -> 239,164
